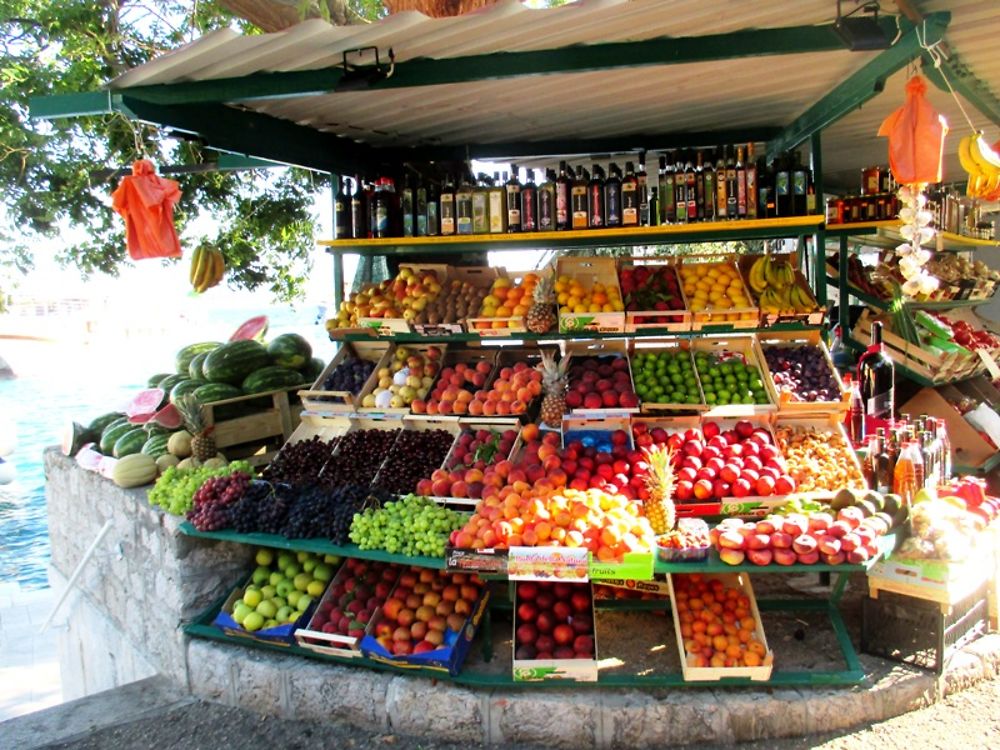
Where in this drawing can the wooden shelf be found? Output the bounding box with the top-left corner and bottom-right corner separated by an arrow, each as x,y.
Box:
826,220 -> 998,252
321,215 -> 825,256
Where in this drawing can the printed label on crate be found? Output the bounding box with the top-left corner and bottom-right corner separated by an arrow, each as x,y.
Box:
721,500 -> 771,516
559,315 -> 622,334
445,547 -> 508,575
512,662 -> 597,682
588,550 -> 655,581
596,578 -> 672,596
507,546 -> 589,581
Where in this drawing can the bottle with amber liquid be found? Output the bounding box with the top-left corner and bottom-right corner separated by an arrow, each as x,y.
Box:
621,161 -> 639,227
571,166 -> 589,229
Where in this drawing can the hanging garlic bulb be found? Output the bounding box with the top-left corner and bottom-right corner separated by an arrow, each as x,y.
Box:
894,184 -> 939,298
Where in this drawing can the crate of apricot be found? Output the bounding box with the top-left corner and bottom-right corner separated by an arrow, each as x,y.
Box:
466,271 -> 543,336
556,257 -> 626,334
679,260 -> 758,331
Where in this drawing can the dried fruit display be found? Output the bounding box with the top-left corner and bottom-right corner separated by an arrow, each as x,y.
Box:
773,424 -> 866,493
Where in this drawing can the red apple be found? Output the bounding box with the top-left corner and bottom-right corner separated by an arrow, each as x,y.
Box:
693,479 -> 714,500
755,475 -> 776,497
731,478 -> 753,498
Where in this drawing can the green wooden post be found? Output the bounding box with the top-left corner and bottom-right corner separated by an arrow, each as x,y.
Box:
331,174 -> 345,310
838,235 -> 850,335
811,131 -> 827,318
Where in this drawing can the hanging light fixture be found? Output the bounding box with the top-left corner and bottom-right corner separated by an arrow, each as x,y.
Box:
833,1 -> 893,51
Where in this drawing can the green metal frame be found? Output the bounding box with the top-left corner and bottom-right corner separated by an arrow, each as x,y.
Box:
767,12 -> 951,158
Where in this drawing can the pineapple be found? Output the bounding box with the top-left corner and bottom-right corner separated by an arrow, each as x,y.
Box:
175,395 -> 217,462
643,445 -> 676,534
538,348 -> 569,427
525,276 -> 556,334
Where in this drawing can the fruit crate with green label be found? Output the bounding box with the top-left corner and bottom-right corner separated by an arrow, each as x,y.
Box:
667,571 -> 773,681
512,580 -> 599,682
356,263 -> 451,338
627,338 -> 707,413
300,341 -> 393,415
412,265 -> 500,337
355,343 -> 448,415
563,339 -> 640,417
465,269 -> 548,337
295,558 -> 404,659
678,258 -> 758,332
738,253 -> 825,328
689,335 -> 778,417
756,329 -> 850,416
618,257 -> 692,333
555,256 -> 626,334
631,415 -> 720,518
412,347 -> 499,419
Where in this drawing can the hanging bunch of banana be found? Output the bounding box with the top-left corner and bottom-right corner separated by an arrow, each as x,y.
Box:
958,133 -> 1000,201
747,254 -> 816,315
189,243 -> 226,293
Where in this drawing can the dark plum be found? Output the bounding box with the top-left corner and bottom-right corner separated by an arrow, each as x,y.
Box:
373,429 -> 455,495
320,356 -> 376,397
262,435 -> 341,485
763,345 -> 842,403
320,428 -> 400,488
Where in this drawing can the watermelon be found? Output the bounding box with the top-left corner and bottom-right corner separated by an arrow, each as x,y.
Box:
241,366 -> 304,394
193,383 -> 244,404
100,422 -> 134,454
144,422 -> 171,437
202,340 -> 270,385
156,374 -> 187,394
267,333 -> 312,369
175,342 -> 222,375
62,422 -> 91,456
125,388 -> 165,417
229,315 -> 269,342
141,434 -> 171,458
112,427 -> 147,458
151,402 -> 183,430
128,412 -> 155,424
170,379 -> 205,403
148,373 -> 172,388
189,352 -> 211,381
88,412 -> 126,435
303,357 -> 325,383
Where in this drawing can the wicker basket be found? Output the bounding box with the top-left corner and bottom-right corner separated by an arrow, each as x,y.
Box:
383,0 -> 499,16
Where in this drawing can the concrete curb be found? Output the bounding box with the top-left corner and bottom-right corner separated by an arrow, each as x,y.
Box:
183,633 -> 1000,747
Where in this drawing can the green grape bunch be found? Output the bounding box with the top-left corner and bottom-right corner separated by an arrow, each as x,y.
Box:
349,494 -> 467,558
148,461 -> 256,516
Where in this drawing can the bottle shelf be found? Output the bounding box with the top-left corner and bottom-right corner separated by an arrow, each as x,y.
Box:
320,215 -> 825,256
826,220 -> 998,253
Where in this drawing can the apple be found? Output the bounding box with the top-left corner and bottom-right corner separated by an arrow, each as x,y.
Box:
712,480 -> 732,498
517,601 -> 537,623
731,478 -> 753,498
693,479 -> 714,500
747,549 -> 773,566
774,476 -> 795,494
516,623 -> 538,645
755,475 -> 776,497
734,420 -> 754,439
570,590 -> 591,613
675,481 -> 694,501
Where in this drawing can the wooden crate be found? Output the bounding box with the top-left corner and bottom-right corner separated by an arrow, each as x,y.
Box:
769,413 -> 867,501
756,329 -> 850,416
629,416 -> 720,517
355,343 -> 448,416
466,269 -> 548,337
678,259 -> 758,331
667,572 -> 773,682
868,551 -> 994,614
425,418 -> 522,510
467,346 -> 545,423
202,386 -> 302,466
737,254 -> 826,328
564,339 -> 639,417
358,263 -> 451,337
556,256 -> 626,334
627,338 -> 707,413
418,347 -> 499,419
412,265 -> 501,337
619,257 -> 692,333
853,309 -> 972,384
299,341 -> 392,415
690,335 -> 778,418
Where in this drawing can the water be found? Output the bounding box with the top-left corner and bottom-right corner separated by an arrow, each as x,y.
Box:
0,306 -> 329,591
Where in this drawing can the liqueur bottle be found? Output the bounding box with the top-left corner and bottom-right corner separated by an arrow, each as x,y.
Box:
684,151 -> 697,222
736,146 -> 748,218
674,153 -> 688,223
694,150 -> 706,220
539,169 -> 556,231
506,165 -> 522,233
660,152 -> 676,223
521,169 -> 538,233
588,164 -> 606,228
701,150 -> 716,222
604,163 -> 622,228
637,153 -> 650,226
555,160 -> 571,231
715,150 -> 728,220
746,143 -> 759,219
725,146 -> 737,219
571,166 -> 590,229
621,160 -> 639,227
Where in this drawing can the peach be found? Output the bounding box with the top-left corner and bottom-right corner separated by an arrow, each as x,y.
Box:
773,548 -> 797,565
719,549 -> 746,566
746,549 -> 773,566
718,530 -> 745,550
791,534 -> 817,556
796,551 -> 820,565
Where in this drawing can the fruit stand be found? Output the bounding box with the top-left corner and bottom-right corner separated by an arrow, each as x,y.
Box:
34,0 -> 1000,711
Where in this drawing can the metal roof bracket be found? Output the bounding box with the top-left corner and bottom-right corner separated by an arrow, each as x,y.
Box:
335,47 -> 396,92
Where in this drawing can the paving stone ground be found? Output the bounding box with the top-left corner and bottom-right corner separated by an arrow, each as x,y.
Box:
0,585 -> 62,720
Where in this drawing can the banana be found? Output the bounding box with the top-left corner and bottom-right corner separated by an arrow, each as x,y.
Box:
958,135 -> 983,178
190,245 -> 210,290
197,249 -> 225,293
748,256 -> 768,294
971,134 -> 1000,176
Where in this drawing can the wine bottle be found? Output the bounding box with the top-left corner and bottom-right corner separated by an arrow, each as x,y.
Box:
605,163 -> 622,228
555,160 -> 571,231
736,146 -> 747,218
571,166 -> 589,229
372,178 -> 392,239
685,151 -> 697,222
857,321 -> 895,438
622,160 -> 639,226
506,164 -> 522,233
694,150 -> 706,220
588,164 -> 605,228
775,155 -> 791,216
715,150 -> 727,220
661,152 -> 676,223
648,186 -> 660,226
401,174 -> 415,237
792,151 -> 808,216
521,169 -> 537,233
746,143 -> 759,219
425,179 -> 439,236
539,169 -> 556,231
637,153 -> 649,226
439,173 -> 456,236
455,173 -> 473,235
350,176 -> 366,239
334,176 -> 351,239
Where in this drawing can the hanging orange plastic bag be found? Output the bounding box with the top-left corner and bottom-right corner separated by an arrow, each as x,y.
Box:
111,159 -> 182,260
877,75 -> 949,185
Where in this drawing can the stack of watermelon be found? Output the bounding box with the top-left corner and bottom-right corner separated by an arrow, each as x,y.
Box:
67,319 -> 324,470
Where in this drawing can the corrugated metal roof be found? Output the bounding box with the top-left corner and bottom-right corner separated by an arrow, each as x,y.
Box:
108,0 -> 999,189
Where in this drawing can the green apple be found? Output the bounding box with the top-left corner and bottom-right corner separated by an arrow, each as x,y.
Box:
284,564 -> 301,579
271,596 -> 287,610
264,619 -> 279,629
232,603 -> 253,625
276,606 -> 296,623
277,553 -> 295,570
243,612 -> 265,632
242,587 -> 262,608
296,595 -> 313,612
255,548 -> 274,567
269,571 -> 285,587
313,563 -> 334,583
296,551 -> 311,563
287,590 -> 302,608
252,566 -> 271,586
302,559 -> 317,574
306,580 -> 326,598
256,600 -> 277,619
294,573 -> 312,592
323,554 -> 341,566
276,580 -> 294,598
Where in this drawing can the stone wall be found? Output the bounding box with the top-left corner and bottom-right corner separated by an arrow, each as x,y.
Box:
44,448 -> 253,695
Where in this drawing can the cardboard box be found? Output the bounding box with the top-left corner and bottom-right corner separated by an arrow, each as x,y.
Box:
512,581 -> 599,682
900,387 -> 997,471
213,574 -> 320,647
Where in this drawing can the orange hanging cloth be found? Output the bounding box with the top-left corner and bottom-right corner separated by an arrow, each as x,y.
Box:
111,159 -> 183,259
877,75 -> 949,185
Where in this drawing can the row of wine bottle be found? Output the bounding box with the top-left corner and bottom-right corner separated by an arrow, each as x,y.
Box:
333,145 -> 818,240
